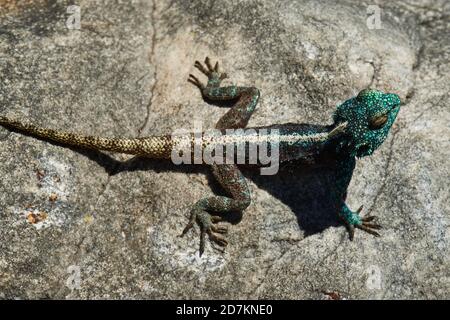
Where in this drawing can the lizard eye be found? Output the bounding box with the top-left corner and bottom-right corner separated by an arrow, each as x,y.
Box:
369,114 -> 388,130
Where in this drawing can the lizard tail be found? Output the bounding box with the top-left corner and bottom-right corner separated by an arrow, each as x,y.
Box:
0,116 -> 173,159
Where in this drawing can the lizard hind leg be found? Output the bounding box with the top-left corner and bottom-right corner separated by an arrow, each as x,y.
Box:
181,163 -> 251,256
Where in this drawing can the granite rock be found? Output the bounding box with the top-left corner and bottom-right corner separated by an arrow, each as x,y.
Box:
0,0 -> 448,299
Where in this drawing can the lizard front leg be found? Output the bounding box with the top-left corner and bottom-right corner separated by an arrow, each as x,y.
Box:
188,57 -> 260,128
334,157 -> 382,239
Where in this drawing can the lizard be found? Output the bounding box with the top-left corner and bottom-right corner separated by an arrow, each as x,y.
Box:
0,57 -> 401,255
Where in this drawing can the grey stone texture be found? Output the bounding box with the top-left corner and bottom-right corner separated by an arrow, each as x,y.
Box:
0,0 -> 448,299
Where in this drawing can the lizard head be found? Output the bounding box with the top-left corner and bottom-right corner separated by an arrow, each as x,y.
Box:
333,89 -> 401,158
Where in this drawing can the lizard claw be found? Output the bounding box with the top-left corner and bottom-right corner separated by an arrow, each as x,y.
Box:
194,59 -> 210,76
343,205 -> 382,240
212,224 -> 228,234
347,224 -> 355,241
181,209 -> 228,256
204,56 -> 214,73
356,209 -> 382,237
191,57 -> 227,86
188,74 -> 205,90
355,223 -> 381,237
207,229 -> 228,246
356,214 -> 382,236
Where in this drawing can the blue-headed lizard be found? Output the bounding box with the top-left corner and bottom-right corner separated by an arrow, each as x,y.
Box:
0,57 -> 401,255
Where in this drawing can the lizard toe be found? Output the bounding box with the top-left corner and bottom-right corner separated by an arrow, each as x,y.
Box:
362,215 -> 376,222
207,229 -> 228,247
212,224 -> 228,234
355,224 -> 381,237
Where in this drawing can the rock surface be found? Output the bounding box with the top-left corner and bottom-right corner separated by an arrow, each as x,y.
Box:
0,0 -> 448,299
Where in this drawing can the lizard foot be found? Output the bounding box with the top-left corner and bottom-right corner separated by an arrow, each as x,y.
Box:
180,209 -> 228,256
343,205 -> 382,240
188,56 -> 227,90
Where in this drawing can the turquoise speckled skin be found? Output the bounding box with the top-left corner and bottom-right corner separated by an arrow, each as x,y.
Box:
186,58 -> 401,254
332,89 -> 400,235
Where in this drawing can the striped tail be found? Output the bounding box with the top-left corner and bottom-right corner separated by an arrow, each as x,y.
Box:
0,116 -> 173,159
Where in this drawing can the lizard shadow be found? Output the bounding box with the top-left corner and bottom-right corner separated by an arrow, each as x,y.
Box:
242,164 -> 342,236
